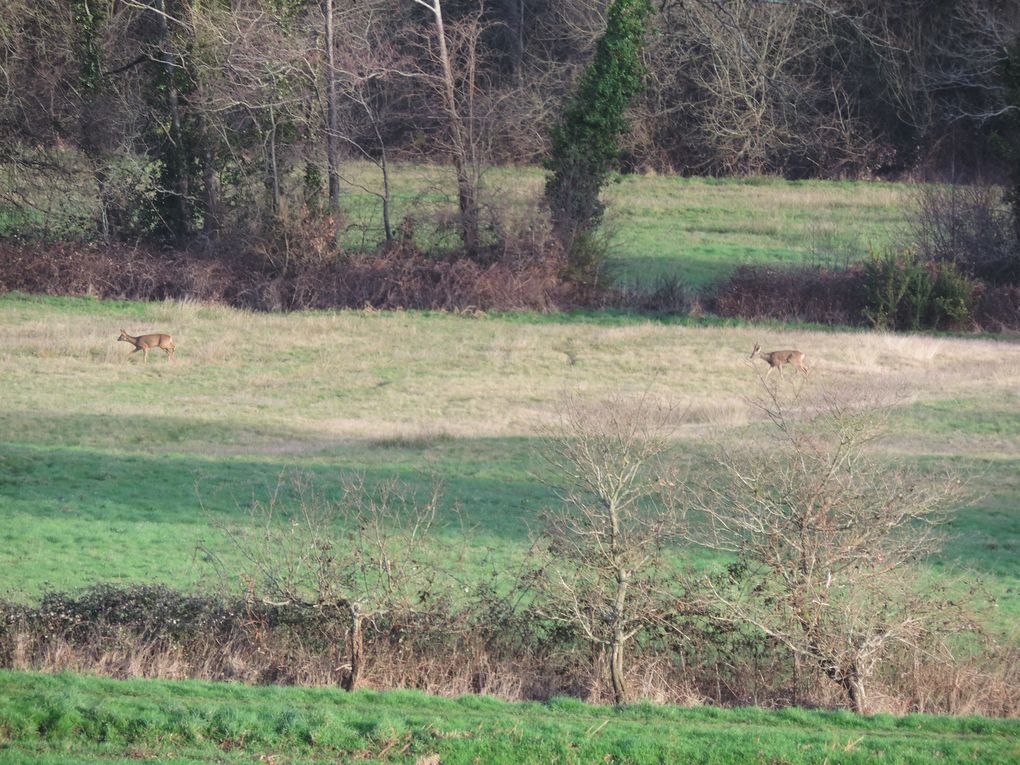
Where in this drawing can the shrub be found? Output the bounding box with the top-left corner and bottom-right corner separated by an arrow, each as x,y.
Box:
861,249 -> 974,331
2,582 -> 1017,714
0,238 -> 578,313
612,273 -> 694,315
913,184 -> 1020,285
710,265 -> 866,326
972,283 -> 1020,332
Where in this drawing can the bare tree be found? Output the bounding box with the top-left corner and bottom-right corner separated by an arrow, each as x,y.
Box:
332,9 -> 411,246
683,376 -> 964,713
222,474 -> 447,692
410,0 -> 482,256
532,392 -> 681,705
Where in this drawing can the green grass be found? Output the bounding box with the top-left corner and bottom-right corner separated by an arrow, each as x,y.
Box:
332,163 -> 913,288
331,164 -> 912,286
1,292 -> 1018,629
1,671 -> 1017,764
603,174 -> 910,287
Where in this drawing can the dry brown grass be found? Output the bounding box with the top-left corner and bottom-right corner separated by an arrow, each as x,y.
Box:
6,619 -> 1017,715
2,299 -> 1019,452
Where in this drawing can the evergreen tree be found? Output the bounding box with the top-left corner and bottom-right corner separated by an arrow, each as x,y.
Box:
544,0 -> 651,269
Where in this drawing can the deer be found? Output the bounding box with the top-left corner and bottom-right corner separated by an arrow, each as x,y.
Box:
118,329 -> 176,363
750,343 -> 808,379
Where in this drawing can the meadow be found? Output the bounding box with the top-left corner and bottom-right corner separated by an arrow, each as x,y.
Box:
337,163 -> 913,288
0,292 -> 1017,623
2,670 -> 1018,765
1,170 -> 1018,760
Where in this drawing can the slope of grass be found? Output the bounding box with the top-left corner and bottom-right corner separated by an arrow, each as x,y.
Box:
1,671 -> 1017,765
1,293 -> 1018,624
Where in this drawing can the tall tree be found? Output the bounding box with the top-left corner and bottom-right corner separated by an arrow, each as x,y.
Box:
152,0 -> 194,241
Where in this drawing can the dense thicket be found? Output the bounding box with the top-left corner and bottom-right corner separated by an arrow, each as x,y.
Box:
2,0 -> 1018,248
3,581 -> 1016,715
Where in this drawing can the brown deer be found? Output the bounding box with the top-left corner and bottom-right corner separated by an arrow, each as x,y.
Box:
118,330 -> 176,363
750,343 -> 807,379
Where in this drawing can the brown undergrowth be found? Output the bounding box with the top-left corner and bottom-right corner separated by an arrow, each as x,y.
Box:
711,263 -> 1020,332
0,235 -> 579,313
3,236 -> 1018,330
2,585 -> 1016,716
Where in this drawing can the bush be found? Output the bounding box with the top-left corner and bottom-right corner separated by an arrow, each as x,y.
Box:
612,273 -> 694,315
2,581 -> 1017,715
973,283 -> 1020,332
861,250 -> 974,331
711,265 -> 866,326
913,184 -> 1020,285
0,237 -> 579,313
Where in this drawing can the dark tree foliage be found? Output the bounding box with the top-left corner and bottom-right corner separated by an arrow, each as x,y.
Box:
1004,39 -> 1020,246
3,0 -> 1019,255
544,0 -> 650,258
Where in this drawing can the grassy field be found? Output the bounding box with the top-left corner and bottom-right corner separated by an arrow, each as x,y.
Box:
1,670 -> 1018,764
0,293 -> 1018,626
338,164 -> 914,287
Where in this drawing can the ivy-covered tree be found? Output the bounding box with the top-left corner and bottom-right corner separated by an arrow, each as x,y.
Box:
544,0 -> 651,268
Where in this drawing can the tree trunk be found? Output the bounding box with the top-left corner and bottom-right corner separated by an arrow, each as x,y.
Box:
367,109 -> 394,244
823,658 -> 867,714
343,604 -> 364,692
93,166 -> 111,241
155,0 -> 190,241
510,0 -> 525,84
268,106 -> 281,215
428,0 -> 480,257
609,637 -> 627,705
843,669 -> 867,715
323,0 -> 340,216
609,564 -> 629,705
199,114 -> 218,239
380,149 -> 393,244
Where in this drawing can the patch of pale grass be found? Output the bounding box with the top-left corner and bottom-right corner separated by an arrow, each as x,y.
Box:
873,333 -> 945,362
3,297 -> 1020,452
